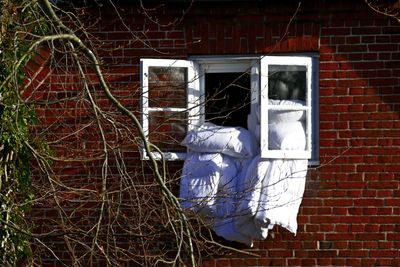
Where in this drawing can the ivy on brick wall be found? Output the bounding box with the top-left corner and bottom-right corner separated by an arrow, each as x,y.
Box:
0,0 -> 49,265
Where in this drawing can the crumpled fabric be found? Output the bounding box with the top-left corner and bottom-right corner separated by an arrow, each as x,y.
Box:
180,100 -> 308,245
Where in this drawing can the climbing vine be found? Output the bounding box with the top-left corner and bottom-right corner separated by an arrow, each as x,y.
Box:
0,0 -> 49,265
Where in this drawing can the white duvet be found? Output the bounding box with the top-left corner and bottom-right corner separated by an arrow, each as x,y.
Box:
180,100 -> 308,246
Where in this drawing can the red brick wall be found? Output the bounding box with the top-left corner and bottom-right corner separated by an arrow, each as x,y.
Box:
30,0 -> 400,265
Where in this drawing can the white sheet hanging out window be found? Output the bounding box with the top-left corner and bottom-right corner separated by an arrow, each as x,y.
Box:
140,56 -> 318,162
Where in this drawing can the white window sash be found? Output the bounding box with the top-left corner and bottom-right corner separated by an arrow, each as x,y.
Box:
260,56 -> 313,159
140,58 -> 200,160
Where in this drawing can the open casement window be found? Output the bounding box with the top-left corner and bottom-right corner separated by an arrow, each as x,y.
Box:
260,56 -> 313,159
141,55 -> 318,162
141,59 -> 200,160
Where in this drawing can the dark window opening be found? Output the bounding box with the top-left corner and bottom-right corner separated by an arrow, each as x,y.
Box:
205,72 -> 251,129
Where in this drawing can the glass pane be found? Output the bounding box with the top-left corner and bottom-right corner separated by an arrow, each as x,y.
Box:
148,67 -> 187,108
268,121 -> 307,151
268,65 -> 307,101
148,111 -> 187,153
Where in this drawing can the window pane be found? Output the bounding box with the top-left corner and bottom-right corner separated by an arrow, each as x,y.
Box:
268,121 -> 307,151
268,65 -> 307,101
148,67 -> 187,108
148,111 -> 187,153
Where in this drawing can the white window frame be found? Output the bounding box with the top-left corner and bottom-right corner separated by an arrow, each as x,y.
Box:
140,59 -> 200,160
260,56 -> 313,159
140,55 -> 319,163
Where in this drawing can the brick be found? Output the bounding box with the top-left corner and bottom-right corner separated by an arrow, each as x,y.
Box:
337,79 -> 368,87
361,35 -> 375,43
269,250 -> 293,257
362,259 -> 377,265
338,250 -> 369,257
376,259 -> 394,266
363,241 -> 378,249
369,43 -> 399,51
202,260 -> 216,267
371,216 -> 400,223
353,61 -> 385,69
346,259 -> 362,266
382,26 -> 399,35
385,199 -> 400,206
363,53 -> 378,60
337,44 -> 368,52
332,258 -> 346,266
377,190 -> 393,198
301,258 -> 317,266
378,241 -> 394,249
355,233 -> 385,241
269,258 -> 285,266
379,52 -> 392,60
387,233 -> 400,241
287,259 -> 301,265
215,259 -> 230,267
321,27 -> 350,36
352,27 -> 381,35
385,60 -> 400,69
257,258 -> 271,266
345,36 -> 360,44
369,250 -> 399,258
369,181 -> 399,189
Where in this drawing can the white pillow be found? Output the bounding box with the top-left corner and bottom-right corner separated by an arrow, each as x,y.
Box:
268,99 -> 306,123
181,122 -> 257,158
268,122 -> 306,150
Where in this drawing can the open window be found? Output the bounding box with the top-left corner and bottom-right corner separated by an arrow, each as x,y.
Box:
198,60 -> 256,129
204,72 -> 250,128
260,56 -> 313,159
140,56 -> 319,163
140,59 -> 200,160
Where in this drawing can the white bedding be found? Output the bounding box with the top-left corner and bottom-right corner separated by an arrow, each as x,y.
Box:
179,100 -> 308,245
254,159 -> 308,234
181,122 -> 257,158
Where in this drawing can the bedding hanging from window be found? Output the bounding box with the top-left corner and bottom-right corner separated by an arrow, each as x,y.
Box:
179,100 -> 308,246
